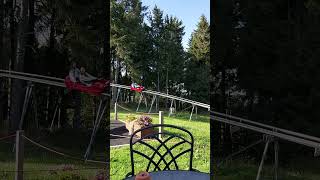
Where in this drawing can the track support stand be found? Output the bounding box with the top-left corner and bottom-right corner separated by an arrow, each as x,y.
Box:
84,97 -> 107,160
256,135 -> 273,180
19,82 -> 33,130
189,105 -> 195,121
136,93 -> 143,112
148,95 -> 156,113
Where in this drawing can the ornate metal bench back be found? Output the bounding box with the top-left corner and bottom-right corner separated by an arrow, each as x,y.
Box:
129,124 -> 194,176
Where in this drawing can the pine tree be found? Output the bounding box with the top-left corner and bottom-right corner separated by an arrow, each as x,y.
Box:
185,15 -> 210,103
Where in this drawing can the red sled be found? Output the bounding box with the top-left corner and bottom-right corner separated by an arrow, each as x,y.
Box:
64,76 -> 109,96
130,83 -> 145,93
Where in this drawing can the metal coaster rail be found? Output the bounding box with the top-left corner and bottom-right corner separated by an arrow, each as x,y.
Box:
2,69 -> 320,148
211,111 -> 320,147
2,70 -> 320,180
111,83 -> 210,109
0,70 -> 209,109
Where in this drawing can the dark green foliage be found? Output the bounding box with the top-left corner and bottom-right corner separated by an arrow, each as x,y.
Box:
213,0 -> 320,159
185,16 -> 210,103
110,0 -> 209,103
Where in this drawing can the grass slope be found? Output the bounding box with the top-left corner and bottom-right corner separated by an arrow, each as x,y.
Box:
0,129 -> 107,180
110,109 -> 210,180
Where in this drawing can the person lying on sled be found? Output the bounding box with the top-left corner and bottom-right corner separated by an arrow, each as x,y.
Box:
79,67 -> 98,86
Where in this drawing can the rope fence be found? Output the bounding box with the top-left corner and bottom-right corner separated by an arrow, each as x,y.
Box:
0,167 -> 104,173
22,135 -> 107,164
0,134 -> 16,141
116,104 -> 132,112
217,139 -> 264,167
116,103 -> 159,115
0,132 -> 108,177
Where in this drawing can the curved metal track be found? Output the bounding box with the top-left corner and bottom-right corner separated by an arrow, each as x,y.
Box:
111,83 -> 210,109
0,70 -> 210,109
2,69 -> 320,148
0,70 -> 110,96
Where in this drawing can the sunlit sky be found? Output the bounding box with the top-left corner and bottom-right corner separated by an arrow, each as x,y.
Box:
141,0 -> 210,50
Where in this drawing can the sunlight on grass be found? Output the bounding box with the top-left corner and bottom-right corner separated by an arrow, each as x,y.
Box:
110,109 -> 210,180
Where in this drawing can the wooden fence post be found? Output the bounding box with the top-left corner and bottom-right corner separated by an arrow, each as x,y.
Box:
15,130 -> 24,180
159,111 -> 163,140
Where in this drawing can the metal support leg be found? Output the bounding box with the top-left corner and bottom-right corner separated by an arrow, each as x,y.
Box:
274,140 -> 279,180
189,105 -> 195,121
49,105 -> 59,131
115,102 -> 118,121
144,95 -> 148,110
125,90 -> 129,103
136,93 -> 143,112
148,95 -> 156,113
49,96 -> 62,131
256,137 -> 271,180
94,99 -> 102,125
169,99 -> 173,117
116,88 -> 120,103
143,96 -> 148,111
195,106 -> 198,120
19,82 -> 33,130
58,109 -> 61,128
84,98 -> 107,160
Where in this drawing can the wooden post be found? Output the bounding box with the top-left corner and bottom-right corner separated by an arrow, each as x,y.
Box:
115,102 -> 118,121
15,130 -> 24,180
159,111 -> 163,140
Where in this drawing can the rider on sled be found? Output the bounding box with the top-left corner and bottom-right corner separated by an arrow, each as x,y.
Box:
66,62 -> 109,95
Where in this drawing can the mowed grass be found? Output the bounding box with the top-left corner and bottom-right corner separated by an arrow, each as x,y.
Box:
110,105 -> 320,180
110,108 -> 210,180
0,128 -> 107,180
215,159 -> 320,180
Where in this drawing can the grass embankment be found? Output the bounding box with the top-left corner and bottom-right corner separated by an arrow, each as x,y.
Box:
110,107 -> 210,180
0,128 -> 107,180
110,105 -> 320,180
215,159 -> 320,180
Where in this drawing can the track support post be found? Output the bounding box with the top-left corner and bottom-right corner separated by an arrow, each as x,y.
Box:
256,135 -> 272,180
136,93 -> 143,112
189,105 -> 195,121
19,82 -> 33,130
116,88 -> 120,103
274,139 -> 279,180
15,130 -> 24,180
115,102 -> 118,121
84,98 -> 107,160
148,95 -> 156,113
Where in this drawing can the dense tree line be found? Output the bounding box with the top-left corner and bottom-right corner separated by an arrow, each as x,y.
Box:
213,0 -> 320,157
110,0 -> 210,106
0,0 -> 109,132
0,0 -> 209,132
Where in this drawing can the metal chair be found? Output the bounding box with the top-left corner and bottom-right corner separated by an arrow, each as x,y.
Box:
128,124 -> 194,177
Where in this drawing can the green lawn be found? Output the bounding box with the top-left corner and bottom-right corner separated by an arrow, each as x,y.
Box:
215,159 -> 320,180
0,128 -> 107,180
110,105 -> 320,180
110,108 -> 210,180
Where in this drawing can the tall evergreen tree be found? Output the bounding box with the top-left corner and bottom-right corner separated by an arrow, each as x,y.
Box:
185,15 -> 210,103
10,0 -> 29,131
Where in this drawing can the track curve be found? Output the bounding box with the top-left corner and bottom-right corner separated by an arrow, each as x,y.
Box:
0,70 -> 210,109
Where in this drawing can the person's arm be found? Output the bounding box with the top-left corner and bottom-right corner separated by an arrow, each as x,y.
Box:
75,69 -> 81,81
79,74 -> 91,86
85,72 -> 97,81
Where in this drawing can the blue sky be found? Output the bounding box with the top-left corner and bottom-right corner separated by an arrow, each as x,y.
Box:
141,0 -> 210,50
